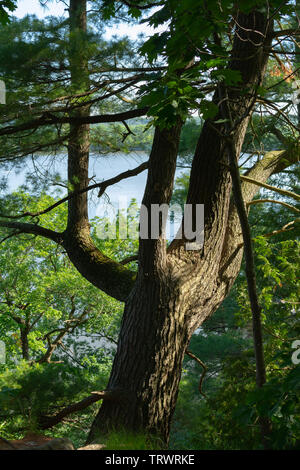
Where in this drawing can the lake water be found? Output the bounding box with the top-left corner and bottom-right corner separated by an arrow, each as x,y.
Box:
4,151 -> 186,221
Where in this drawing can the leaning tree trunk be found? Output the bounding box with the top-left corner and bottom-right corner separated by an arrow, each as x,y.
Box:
88,274 -> 190,444
87,10 -> 273,445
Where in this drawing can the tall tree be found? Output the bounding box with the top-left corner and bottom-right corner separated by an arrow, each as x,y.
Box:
0,0 -> 299,445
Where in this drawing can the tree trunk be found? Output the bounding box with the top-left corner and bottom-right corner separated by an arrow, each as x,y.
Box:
87,9 -> 274,445
88,263 -> 196,443
20,326 -> 29,361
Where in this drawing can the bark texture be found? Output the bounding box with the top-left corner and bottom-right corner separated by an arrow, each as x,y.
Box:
62,0 -> 136,302
87,10 -> 278,445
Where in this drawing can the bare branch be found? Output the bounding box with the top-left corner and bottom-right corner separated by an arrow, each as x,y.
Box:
219,80 -> 271,446
247,198 -> 300,214
240,175 -> 300,201
97,161 -> 148,197
38,390 -> 126,430
270,28 -> 300,38
262,219 -> 298,238
185,350 -> 207,398
120,254 -> 138,265
0,162 -> 149,221
0,437 -> 18,450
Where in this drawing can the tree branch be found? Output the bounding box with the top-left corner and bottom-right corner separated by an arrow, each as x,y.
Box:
97,161 -> 148,197
0,221 -> 63,244
270,28 -> 300,38
0,161 -> 149,220
186,350 -> 207,398
38,390 -> 126,430
220,147 -> 300,291
219,82 -> 271,447
262,219 -> 298,238
247,198 -> 300,214
120,254 -> 138,265
240,174 -> 300,201
0,108 -> 148,138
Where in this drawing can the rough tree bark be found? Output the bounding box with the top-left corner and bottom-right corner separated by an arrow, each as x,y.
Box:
87,10 -> 276,445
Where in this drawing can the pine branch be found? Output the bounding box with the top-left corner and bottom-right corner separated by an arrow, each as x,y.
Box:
0,108 -> 148,138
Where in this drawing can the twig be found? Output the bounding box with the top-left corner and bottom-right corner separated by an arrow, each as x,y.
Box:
262,219 -> 298,238
0,162 -> 149,220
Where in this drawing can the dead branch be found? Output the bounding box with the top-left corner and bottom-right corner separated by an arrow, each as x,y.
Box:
185,350 -> 207,398
247,198 -> 300,214
120,254 -> 138,265
240,175 -> 300,201
262,219 -> 298,238
38,390 -> 128,429
0,436 -> 18,450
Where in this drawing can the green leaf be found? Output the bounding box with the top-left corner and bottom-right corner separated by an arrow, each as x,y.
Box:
199,100 -> 219,119
211,69 -> 242,85
128,7 -> 142,19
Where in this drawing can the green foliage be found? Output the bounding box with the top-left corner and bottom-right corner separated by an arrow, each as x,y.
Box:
178,118 -> 201,160
92,198 -> 139,268
0,191 -> 126,366
0,0 -> 299,451
0,12 -> 148,163
137,0 -> 285,128
0,0 -> 16,25
0,190 -> 138,441
139,72 -> 205,128
0,359 -> 111,438
171,234 -> 300,450
169,165 -> 299,449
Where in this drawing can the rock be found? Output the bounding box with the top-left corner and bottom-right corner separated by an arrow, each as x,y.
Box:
0,433 -> 53,450
25,438 -> 75,450
78,443 -> 106,450
0,434 -> 75,450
